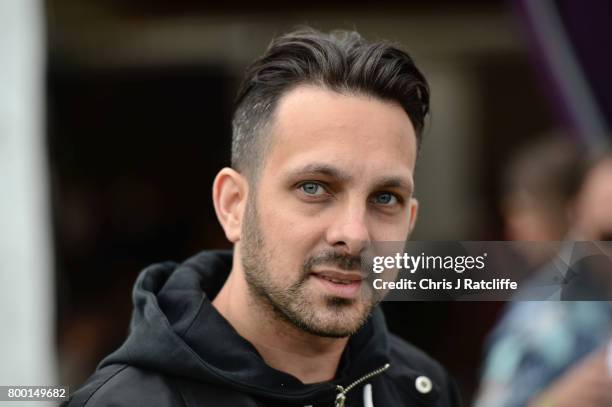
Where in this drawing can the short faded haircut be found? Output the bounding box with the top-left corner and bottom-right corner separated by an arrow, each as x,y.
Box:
231,27 -> 430,180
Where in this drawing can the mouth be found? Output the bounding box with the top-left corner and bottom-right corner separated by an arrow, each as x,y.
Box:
310,270 -> 364,298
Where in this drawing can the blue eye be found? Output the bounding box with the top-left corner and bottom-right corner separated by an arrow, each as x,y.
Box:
300,182 -> 324,195
373,192 -> 398,205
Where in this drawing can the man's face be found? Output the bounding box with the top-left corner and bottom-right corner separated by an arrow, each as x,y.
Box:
240,85 -> 418,337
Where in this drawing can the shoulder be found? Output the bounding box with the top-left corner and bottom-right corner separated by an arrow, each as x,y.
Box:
388,334 -> 447,381
385,334 -> 461,407
64,364 -> 260,407
63,364 -> 185,407
484,301 -> 582,362
476,301 -> 609,406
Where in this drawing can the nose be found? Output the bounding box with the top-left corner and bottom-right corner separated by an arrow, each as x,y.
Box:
325,200 -> 371,256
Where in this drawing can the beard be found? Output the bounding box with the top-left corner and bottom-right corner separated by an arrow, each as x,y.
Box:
240,194 -> 376,338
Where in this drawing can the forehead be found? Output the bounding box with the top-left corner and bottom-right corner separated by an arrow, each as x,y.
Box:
262,85 -> 418,182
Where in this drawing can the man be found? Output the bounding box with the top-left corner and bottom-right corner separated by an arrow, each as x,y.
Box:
475,152 -> 612,407
65,27 -> 460,407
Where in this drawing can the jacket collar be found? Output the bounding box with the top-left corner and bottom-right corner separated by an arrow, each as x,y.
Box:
102,250 -> 391,404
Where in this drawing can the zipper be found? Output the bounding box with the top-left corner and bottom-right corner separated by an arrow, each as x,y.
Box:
334,363 -> 390,407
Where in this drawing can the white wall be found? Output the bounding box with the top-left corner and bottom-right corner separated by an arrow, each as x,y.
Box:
0,0 -> 56,403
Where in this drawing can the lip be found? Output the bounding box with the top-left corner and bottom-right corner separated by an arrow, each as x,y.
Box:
310,269 -> 364,298
312,269 -> 364,281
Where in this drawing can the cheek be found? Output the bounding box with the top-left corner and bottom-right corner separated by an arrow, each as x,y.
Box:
257,203 -> 325,269
258,188 -> 327,241
369,214 -> 412,241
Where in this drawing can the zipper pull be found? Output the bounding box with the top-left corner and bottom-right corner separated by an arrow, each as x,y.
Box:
335,385 -> 346,407
333,363 -> 390,407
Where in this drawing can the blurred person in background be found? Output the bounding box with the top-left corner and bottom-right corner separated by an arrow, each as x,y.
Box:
500,135 -> 586,267
475,143 -> 612,407
63,27 -> 460,407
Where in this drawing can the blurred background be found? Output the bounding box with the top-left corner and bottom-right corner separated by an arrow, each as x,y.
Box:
1,0 -> 610,405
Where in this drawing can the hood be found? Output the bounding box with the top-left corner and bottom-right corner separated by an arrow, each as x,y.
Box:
100,250 -> 392,405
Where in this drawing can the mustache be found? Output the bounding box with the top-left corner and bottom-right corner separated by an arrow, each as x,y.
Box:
303,251 -> 362,272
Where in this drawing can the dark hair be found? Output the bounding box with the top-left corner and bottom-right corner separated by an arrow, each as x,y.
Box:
503,135 -> 587,205
231,27 -> 430,177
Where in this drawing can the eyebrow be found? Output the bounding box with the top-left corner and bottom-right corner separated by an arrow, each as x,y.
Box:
286,163 -> 353,183
375,177 -> 414,194
285,163 -> 414,194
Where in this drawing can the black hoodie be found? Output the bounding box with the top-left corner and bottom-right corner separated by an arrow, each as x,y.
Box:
64,251 -> 461,407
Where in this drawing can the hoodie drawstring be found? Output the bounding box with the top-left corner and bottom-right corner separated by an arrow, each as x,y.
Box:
304,363 -> 389,407
334,363 -> 390,407
362,383 -> 374,407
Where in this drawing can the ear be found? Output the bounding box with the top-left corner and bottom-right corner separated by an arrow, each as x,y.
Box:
407,198 -> 419,236
212,167 -> 249,243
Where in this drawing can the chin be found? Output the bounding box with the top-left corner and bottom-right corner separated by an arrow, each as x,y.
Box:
304,301 -> 371,337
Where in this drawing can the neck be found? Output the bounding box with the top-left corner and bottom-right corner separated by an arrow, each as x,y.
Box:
212,252 -> 348,384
